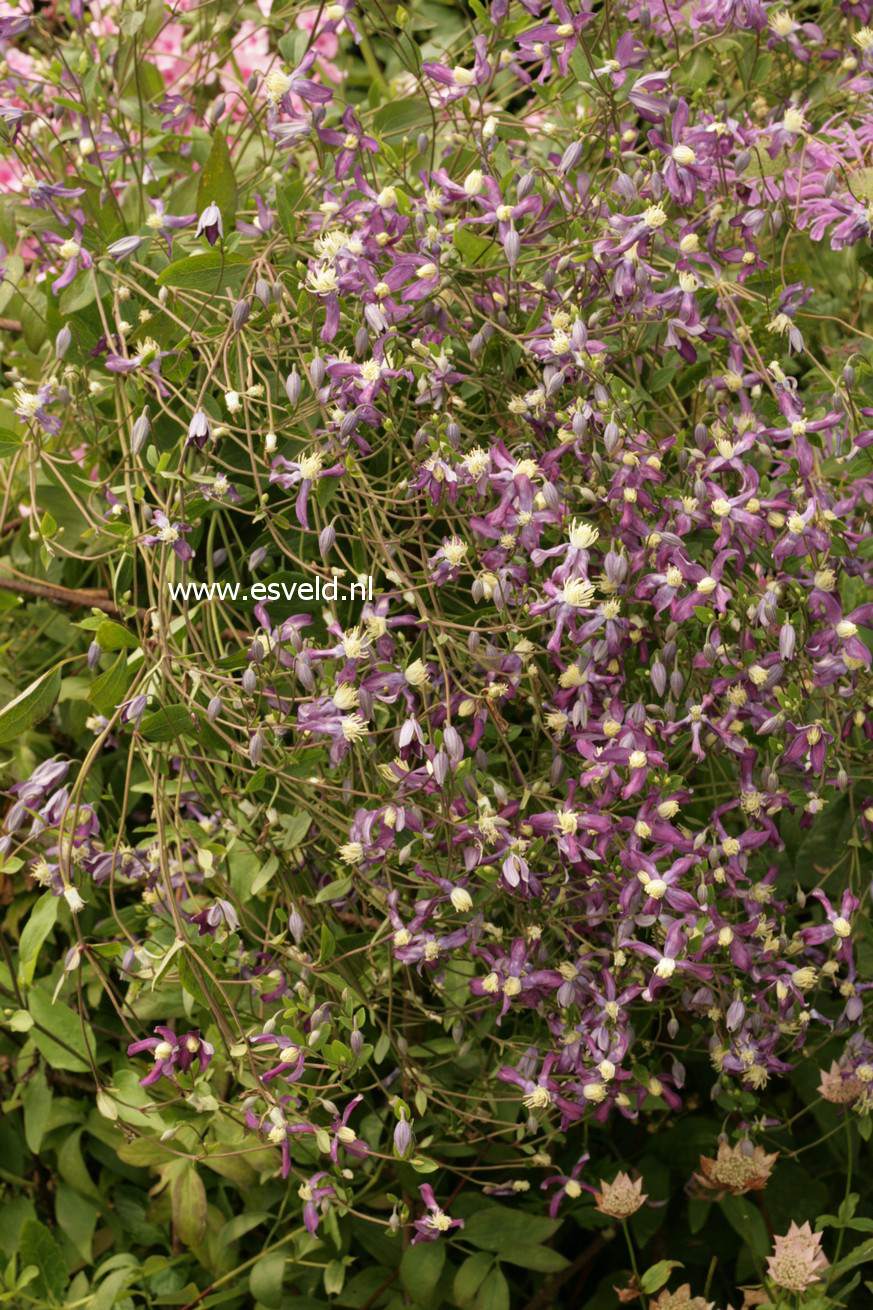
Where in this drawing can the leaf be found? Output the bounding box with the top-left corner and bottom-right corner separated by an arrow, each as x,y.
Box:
0,664 -> 62,745
476,1267 -> 510,1310
498,1244 -> 569,1273
453,225 -> 496,266
22,1069 -> 52,1154
28,985 -> 96,1072
462,1203 -> 560,1252
156,250 -> 249,294
55,1184 -> 97,1263
721,1194 -> 769,1260
454,1252 -> 492,1306
18,1220 -> 68,1304
318,922 -> 336,965
172,1162 -> 207,1249
373,99 -> 432,136
641,1261 -> 683,1294
196,128 -> 237,238
401,1241 -> 445,1302
17,892 -> 59,987
249,1251 -> 286,1308
276,178 -> 304,238
315,875 -> 353,903
89,653 -> 131,717
96,619 -> 140,651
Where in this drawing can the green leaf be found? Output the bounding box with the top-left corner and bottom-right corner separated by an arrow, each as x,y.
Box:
249,1251 -> 286,1308
315,875 -> 353,903
96,619 -> 140,651
318,922 -> 337,965
641,1261 -> 683,1294
55,1184 -> 97,1263
89,653 -> 130,717
28,985 -> 96,1073
17,892 -> 59,988
22,1069 -> 53,1154
454,1252 -> 492,1306
156,249 -> 249,294
462,1203 -> 560,1252
196,128 -> 237,238
276,178 -> 304,238
18,1220 -> 68,1304
721,1194 -> 769,1260
373,99 -> 432,137
401,1241 -> 445,1302
453,225 -> 496,266
172,1163 -> 208,1248
476,1267 -> 510,1310
0,665 -> 62,745
498,1244 -> 569,1273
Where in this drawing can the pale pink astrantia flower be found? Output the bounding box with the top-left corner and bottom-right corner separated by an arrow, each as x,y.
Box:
766,1221 -> 829,1293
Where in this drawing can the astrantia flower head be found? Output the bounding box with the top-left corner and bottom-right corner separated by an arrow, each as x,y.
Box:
593,1171 -> 647,1219
767,1222 -> 829,1292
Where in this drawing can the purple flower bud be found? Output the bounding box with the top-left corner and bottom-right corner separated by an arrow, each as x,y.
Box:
285,369 -> 301,406
726,998 -> 745,1032
779,621 -> 796,660
339,409 -> 359,439
604,420 -> 620,454
187,409 -> 212,449
255,278 -> 272,308
354,326 -> 369,356
667,1016 -> 679,1040
195,202 -> 223,246
106,235 -> 143,261
670,670 -> 684,699
444,726 -> 463,761
843,364 -> 855,389
289,907 -> 305,943
207,696 -> 222,721
517,172 -> 535,200
393,1117 -> 413,1159
503,229 -> 521,269
248,547 -> 267,571
650,660 -> 666,696
55,325 -> 71,359
131,409 -> 151,455
242,667 -> 257,695
350,1027 -> 364,1057
209,96 -> 226,125
432,751 -> 449,785
559,139 -> 584,174
232,300 -> 250,332
87,641 -> 102,670
417,132 -> 429,155
310,354 -> 325,388
319,522 -> 336,558
249,732 -> 263,766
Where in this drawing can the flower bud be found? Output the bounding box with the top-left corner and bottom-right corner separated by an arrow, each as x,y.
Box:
779,621 -> 795,660
286,369 -> 301,405
55,325 -> 72,359
310,354 -> 325,387
249,733 -> 263,766
289,907 -> 305,943
650,660 -> 666,696
207,696 -> 222,721
242,667 -> 257,695
232,299 -> 250,332
417,132 -> 429,155
87,641 -> 102,670
393,1117 -> 413,1159
503,229 -> 521,268
319,522 -> 336,558
131,409 -> 151,455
